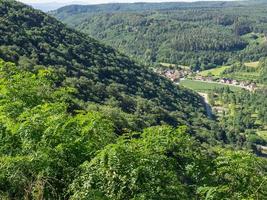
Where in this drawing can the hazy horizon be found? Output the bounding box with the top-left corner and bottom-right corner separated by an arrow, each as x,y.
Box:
19,0 -> 236,4
17,0 -> 240,12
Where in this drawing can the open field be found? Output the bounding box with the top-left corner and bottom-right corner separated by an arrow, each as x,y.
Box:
223,71 -> 260,82
180,79 -> 242,92
242,32 -> 266,45
160,62 -> 176,67
258,130 -> 267,141
199,65 -> 230,77
244,61 -> 259,68
160,62 -> 190,69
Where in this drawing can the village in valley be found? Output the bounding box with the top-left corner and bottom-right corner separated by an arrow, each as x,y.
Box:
154,67 -> 191,83
154,64 -> 261,132
154,65 -> 258,91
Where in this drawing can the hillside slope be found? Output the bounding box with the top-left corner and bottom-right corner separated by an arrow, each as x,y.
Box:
0,59 -> 265,199
52,1 -> 252,17
0,0 -> 209,131
52,1 -> 267,70
0,1 -> 266,199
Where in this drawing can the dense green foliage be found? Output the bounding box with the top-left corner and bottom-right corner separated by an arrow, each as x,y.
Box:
1,59 -> 266,199
52,1 -> 267,70
53,1 -> 243,16
0,60 -> 117,199
0,0 -> 210,132
208,87 -> 267,149
259,57 -> 267,83
0,1 -> 267,199
0,63 -> 265,199
70,126 -> 267,200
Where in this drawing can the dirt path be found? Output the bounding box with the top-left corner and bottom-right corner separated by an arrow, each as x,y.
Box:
198,92 -> 213,119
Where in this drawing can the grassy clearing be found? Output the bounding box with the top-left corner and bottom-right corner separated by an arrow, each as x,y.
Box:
160,62 -> 176,67
244,61 -> 259,68
242,32 -> 266,45
180,79 -> 242,92
258,130 -> 267,141
223,71 -> 260,81
199,65 -> 231,77
160,62 -> 190,69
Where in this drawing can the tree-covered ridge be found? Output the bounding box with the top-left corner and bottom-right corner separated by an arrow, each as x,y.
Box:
0,0 -> 209,131
0,59 -> 266,199
52,1 -> 267,70
52,1 -> 261,17
0,1 -> 267,199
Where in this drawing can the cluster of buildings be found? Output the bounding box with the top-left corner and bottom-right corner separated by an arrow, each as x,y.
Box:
195,75 -> 257,91
219,78 -> 239,85
154,67 -> 258,92
154,68 -> 192,83
218,78 -> 257,91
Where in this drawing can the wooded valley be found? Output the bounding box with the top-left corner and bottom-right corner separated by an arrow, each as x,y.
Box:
0,0 -> 266,199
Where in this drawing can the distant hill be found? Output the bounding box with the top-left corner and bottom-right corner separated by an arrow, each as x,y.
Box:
51,1 -> 244,16
52,1 -> 267,70
0,0 -> 212,133
50,1 -> 245,24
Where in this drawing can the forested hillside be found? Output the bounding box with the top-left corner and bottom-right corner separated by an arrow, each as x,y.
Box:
0,57 -> 266,199
0,0 -> 266,199
53,1 -> 262,17
52,1 -> 267,70
0,0 -> 211,133
53,1 -> 241,17
208,87 -> 267,148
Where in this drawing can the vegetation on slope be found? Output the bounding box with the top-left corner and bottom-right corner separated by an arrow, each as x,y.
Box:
0,0 -> 210,132
259,57 -> 267,83
52,1 -> 267,70
207,87 -> 267,152
0,1 -> 266,199
70,126 -> 267,200
0,61 -> 266,198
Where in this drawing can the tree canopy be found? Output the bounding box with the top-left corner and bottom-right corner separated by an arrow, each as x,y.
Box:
0,1 -> 267,199
0,0 -> 210,132
52,1 -> 267,70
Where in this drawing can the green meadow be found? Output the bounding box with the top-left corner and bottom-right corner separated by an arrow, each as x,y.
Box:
180,79 -> 242,92
199,65 -> 231,77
